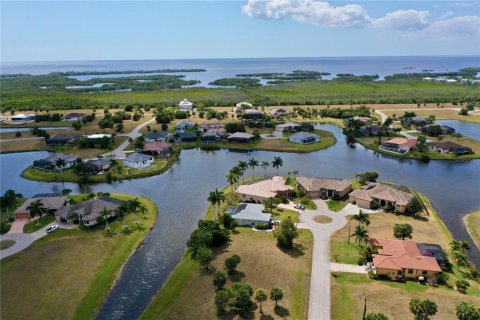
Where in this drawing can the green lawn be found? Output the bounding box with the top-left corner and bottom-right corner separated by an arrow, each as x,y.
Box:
0,193 -> 158,320
331,240 -> 361,264
464,210 -> 480,250
326,197 -> 349,212
23,214 -> 56,233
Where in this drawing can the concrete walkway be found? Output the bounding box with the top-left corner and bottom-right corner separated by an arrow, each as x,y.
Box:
331,262 -> 371,274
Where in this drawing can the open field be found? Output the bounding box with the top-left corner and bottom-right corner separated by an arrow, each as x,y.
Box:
382,108 -> 480,124
464,210 -> 480,250
0,193 -> 157,320
140,228 -> 313,320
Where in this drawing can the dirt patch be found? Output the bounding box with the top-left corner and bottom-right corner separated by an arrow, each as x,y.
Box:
314,215 -> 333,224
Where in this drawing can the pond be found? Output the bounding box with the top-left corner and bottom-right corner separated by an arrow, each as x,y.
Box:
437,120 -> 480,140
1,124 -> 479,320
0,126 -> 71,133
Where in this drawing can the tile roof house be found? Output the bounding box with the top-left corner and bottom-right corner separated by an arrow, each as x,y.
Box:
124,152 -> 154,169
288,132 -> 320,145
270,108 -> 289,116
55,196 -> 122,227
371,238 -> 441,280
144,131 -> 169,142
175,120 -> 194,131
64,112 -> 87,121
381,138 -> 417,154
296,177 -> 352,199
349,183 -> 413,213
46,133 -> 80,145
143,141 -> 172,156
426,141 -> 473,155
236,176 -> 294,203
275,122 -> 302,132
14,196 -> 67,220
178,99 -> 193,111
225,203 -> 271,227
33,153 -> 80,171
227,132 -> 254,143
82,159 -> 111,174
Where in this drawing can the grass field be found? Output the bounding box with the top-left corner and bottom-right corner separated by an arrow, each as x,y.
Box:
382,108 -> 480,124
464,210 -> 480,250
23,214 -> 56,233
140,228 -> 313,320
0,193 -> 157,320
0,138 -> 46,154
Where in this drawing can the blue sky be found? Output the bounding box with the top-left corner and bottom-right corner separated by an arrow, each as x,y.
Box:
1,1 -> 479,61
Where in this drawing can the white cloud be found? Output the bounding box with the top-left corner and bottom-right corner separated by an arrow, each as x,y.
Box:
427,16 -> 480,36
372,9 -> 430,31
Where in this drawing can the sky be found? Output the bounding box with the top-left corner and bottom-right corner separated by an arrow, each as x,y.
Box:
1,0 -> 480,61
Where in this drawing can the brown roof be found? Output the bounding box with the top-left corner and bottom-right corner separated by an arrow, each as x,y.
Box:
236,176 -> 293,199
56,197 -> 121,222
426,141 -> 465,149
228,132 -> 253,139
296,177 -> 352,192
349,183 -> 413,206
15,196 -> 67,214
143,141 -> 173,152
371,238 -> 441,272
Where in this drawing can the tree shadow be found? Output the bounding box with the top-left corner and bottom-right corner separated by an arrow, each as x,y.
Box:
135,224 -> 146,232
413,215 -> 428,222
260,314 -> 274,320
103,229 -> 116,238
274,306 -> 290,318
121,228 -> 133,235
229,270 -> 246,282
280,243 -> 306,258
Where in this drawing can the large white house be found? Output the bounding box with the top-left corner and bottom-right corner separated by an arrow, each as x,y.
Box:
11,113 -> 35,123
288,132 -> 320,144
178,99 -> 193,111
124,152 -> 154,169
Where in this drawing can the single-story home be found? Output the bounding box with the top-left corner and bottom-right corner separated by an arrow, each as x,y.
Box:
381,138 -> 417,154
199,123 -> 224,132
275,122 -> 302,132
11,113 -> 35,123
14,195 -> 67,220
55,196 -> 122,227
359,125 -> 383,136
144,131 -> 169,142
64,112 -> 87,121
236,176 -> 294,203
178,99 -> 193,111
235,102 -> 253,111
201,131 -> 225,143
227,132 -> 254,143
33,153 -> 80,171
176,132 -> 197,142
175,120 -> 194,131
416,124 -> 456,135
242,109 -> 264,119
416,243 -> 451,270
426,141 -> 473,155
296,177 -> 352,199
87,134 -> 112,140
124,152 -> 154,169
344,116 -> 372,126
225,203 -> 271,227
82,159 -> 111,174
288,132 -> 320,144
349,183 -> 413,213
371,238 -> 441,280
270,108 -> 289,116
405,116 -> 433,126
46,133 -> 79,146
143,141 -> 172,157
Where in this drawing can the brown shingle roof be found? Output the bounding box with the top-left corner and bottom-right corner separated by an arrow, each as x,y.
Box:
350,183 -> 413,206
143,141 -> 173,152
296,177 -> 352,192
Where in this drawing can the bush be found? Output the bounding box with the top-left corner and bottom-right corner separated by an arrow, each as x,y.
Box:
370,199 -> 380,209
357,257 -> 365,265
225,254 -> 241,274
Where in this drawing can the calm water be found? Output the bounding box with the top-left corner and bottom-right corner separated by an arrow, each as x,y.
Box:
1,124 -> 479,319
2,56 -> 479,87
437,120 -> 480,140
0,126 -> 71,133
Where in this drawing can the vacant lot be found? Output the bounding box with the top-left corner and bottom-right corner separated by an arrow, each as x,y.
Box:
464,210 -> 480,249
141,228 -> 313,320
382,108 -> 480,124
0,194 -> 157,320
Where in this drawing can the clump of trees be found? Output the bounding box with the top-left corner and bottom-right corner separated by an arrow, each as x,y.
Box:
409,298 -> 438,320
355,171 -> 379,185
319,106 -> 371,119
393,223 -> 413,240
273,217 -> 298,249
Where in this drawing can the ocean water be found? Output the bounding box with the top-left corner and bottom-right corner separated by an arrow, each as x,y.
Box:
1,56 -> 479,87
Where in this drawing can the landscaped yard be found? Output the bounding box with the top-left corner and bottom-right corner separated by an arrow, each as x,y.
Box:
326,196 -> 349,212
0,193 -> 157,320
23,214 -> 56,233
464,209 -> 480,249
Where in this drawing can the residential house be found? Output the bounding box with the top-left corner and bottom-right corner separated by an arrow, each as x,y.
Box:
82,159 -> 111,174
358,125 -> 383,136
236,176 -> 294,203
176,132 -> 197,142
124,152 -> 154,169
405,116 -> 432,126
349,183 -> 413,213
143,141 -> 172,157
371,238 -> 442,280
242,109 -> 264,119
64,112 -> 87,121
178,99 -> 193,111
87,134 -> 112,140
426,141 -> 473,155
416,243 -> 451,270
275,122 -> 302,132
227,132 -> 254,143
288,132 -> 320,144
296,177 -> 352,199
270,108 -> 289,116
0,115 -> 6,122
201,131 -> 225,143
175,120 -> 194,131
11,113 -> 35,123
416,124 -> 456,135
14,196 -> 67,220
55,196 -> 122,227
225,203 -> 271,227
199,122 -> 224,132
235,102 -> 253,111
144,131 -> 169,142
344,116 -> 372,127
46,133 -> 79,146
381,138 -> 417,154
33,153 -> 80,171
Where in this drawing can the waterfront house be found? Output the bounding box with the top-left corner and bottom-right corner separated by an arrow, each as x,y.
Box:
14,195 -> 67,220
242,109 -> 264,119
270,108 -> 289,116
370,238 -> 441,280
33,153 -> 80,171
82,159 -> 111,174
144,131 -> 169,142
236,176 -> 294,203
175,120 -> 194,131
426,141 -> 473,155
349,183 -> 413,213
225,203 -> 271,227
64,112 -> 87,121
55,196 -> 122,227
405,116 -> 432,126
381,138 -> 417,153
201,131 -> 225,143
178,99 -> 193,111
227,132 -> 253,143
87,133 -> 112,140
416,124 -> 455,135
275,122 -> 302,132
296,177 -> 352,199
344,116 -> 372,127
359,125 -> 383,136
288,132 -> 320,144
235,102 -> 253,111
124,152 -> 154,169
143,141 -> 172,157
46,133 -> 79,146
11,113 -> 35,123
176,132 -> 197,142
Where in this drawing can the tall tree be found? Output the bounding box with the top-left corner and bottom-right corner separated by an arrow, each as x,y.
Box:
351,210 -> 370,226
100,207 -> 111,230
353,225 -> 369,244
27,199 -> 46,226
270,287 -> 284,308
393,223 -> 413,240
226,170 -> 239,191
261,161 -> 270,177
248,158 -> 259,178
409,298 -> 438,320
455,302 -> 480,320
237,161 -> 248,183
271,156 -> 283,175
55,158 -> 66,188
254,289 -> 268,314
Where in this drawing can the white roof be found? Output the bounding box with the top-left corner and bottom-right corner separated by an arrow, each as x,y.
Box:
231,203 -> 271,223
12,113 -> 34,119
236,102 -> 253,108
179,99 -> 192,105
87,134 -> 112,139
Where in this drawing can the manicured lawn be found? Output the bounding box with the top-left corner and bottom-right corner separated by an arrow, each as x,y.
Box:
0,193 -> 157,320
331,240 -> 361,265
464,210 -> 480,250
326,197 -> 349,212
23,214 -> 56,233
140,228 -> 313,320
0,240 -> 15,250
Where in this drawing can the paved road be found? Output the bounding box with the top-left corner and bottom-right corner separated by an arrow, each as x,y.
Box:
102,116 -> 157,159
0,136 -> 43,142
0,222 -> 55,260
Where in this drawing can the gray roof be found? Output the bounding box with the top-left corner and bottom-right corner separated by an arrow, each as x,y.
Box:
289,131 -> 319,139
125,152 -> 153,162
56,196 -> 121,222
145,131 -> 168,139
85,159 -> 110,167
228,132 -> 253,139
38,153 -> 79,164
229,203 -> 271,223
296,177 -> 352,192
15,196 -> 67,214
48,134 -> 79,141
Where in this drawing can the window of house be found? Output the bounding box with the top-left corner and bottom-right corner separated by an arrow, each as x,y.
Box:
408,269 -> 414,274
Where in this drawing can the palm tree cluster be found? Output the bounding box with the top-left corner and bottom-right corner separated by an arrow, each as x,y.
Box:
350,210 -> 373,263
26,199 -> 46,226
450,240 -> 472,268
208,189 -> 226,221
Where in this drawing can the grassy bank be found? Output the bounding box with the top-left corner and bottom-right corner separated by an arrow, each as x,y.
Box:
382,108 -> 480,125
0,193 -> 157,320
464,210 -> 480,250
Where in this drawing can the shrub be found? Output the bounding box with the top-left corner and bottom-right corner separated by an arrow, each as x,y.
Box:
225,254 -> 241,274
212,270 -> 227,290
370,199 -> 380,209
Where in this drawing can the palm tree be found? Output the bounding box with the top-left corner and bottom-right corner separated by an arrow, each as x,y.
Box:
115,204 -> 129,228
100,207 -> 111,230
271,156 -> 283,175
127,198 -> 141,224
254,288 -> 268,314
353,225 -> 369,244
139,204 -> 147,217
55,158 -> 66,188
226,170 -> 239,191
292,170 -> 299,180
208,189 -> 225,221
261,161 -> 270,177
248,158 -> 259,179
351,210 -> 370,226
238,161 -> 248,183
27,199 -> 46,226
